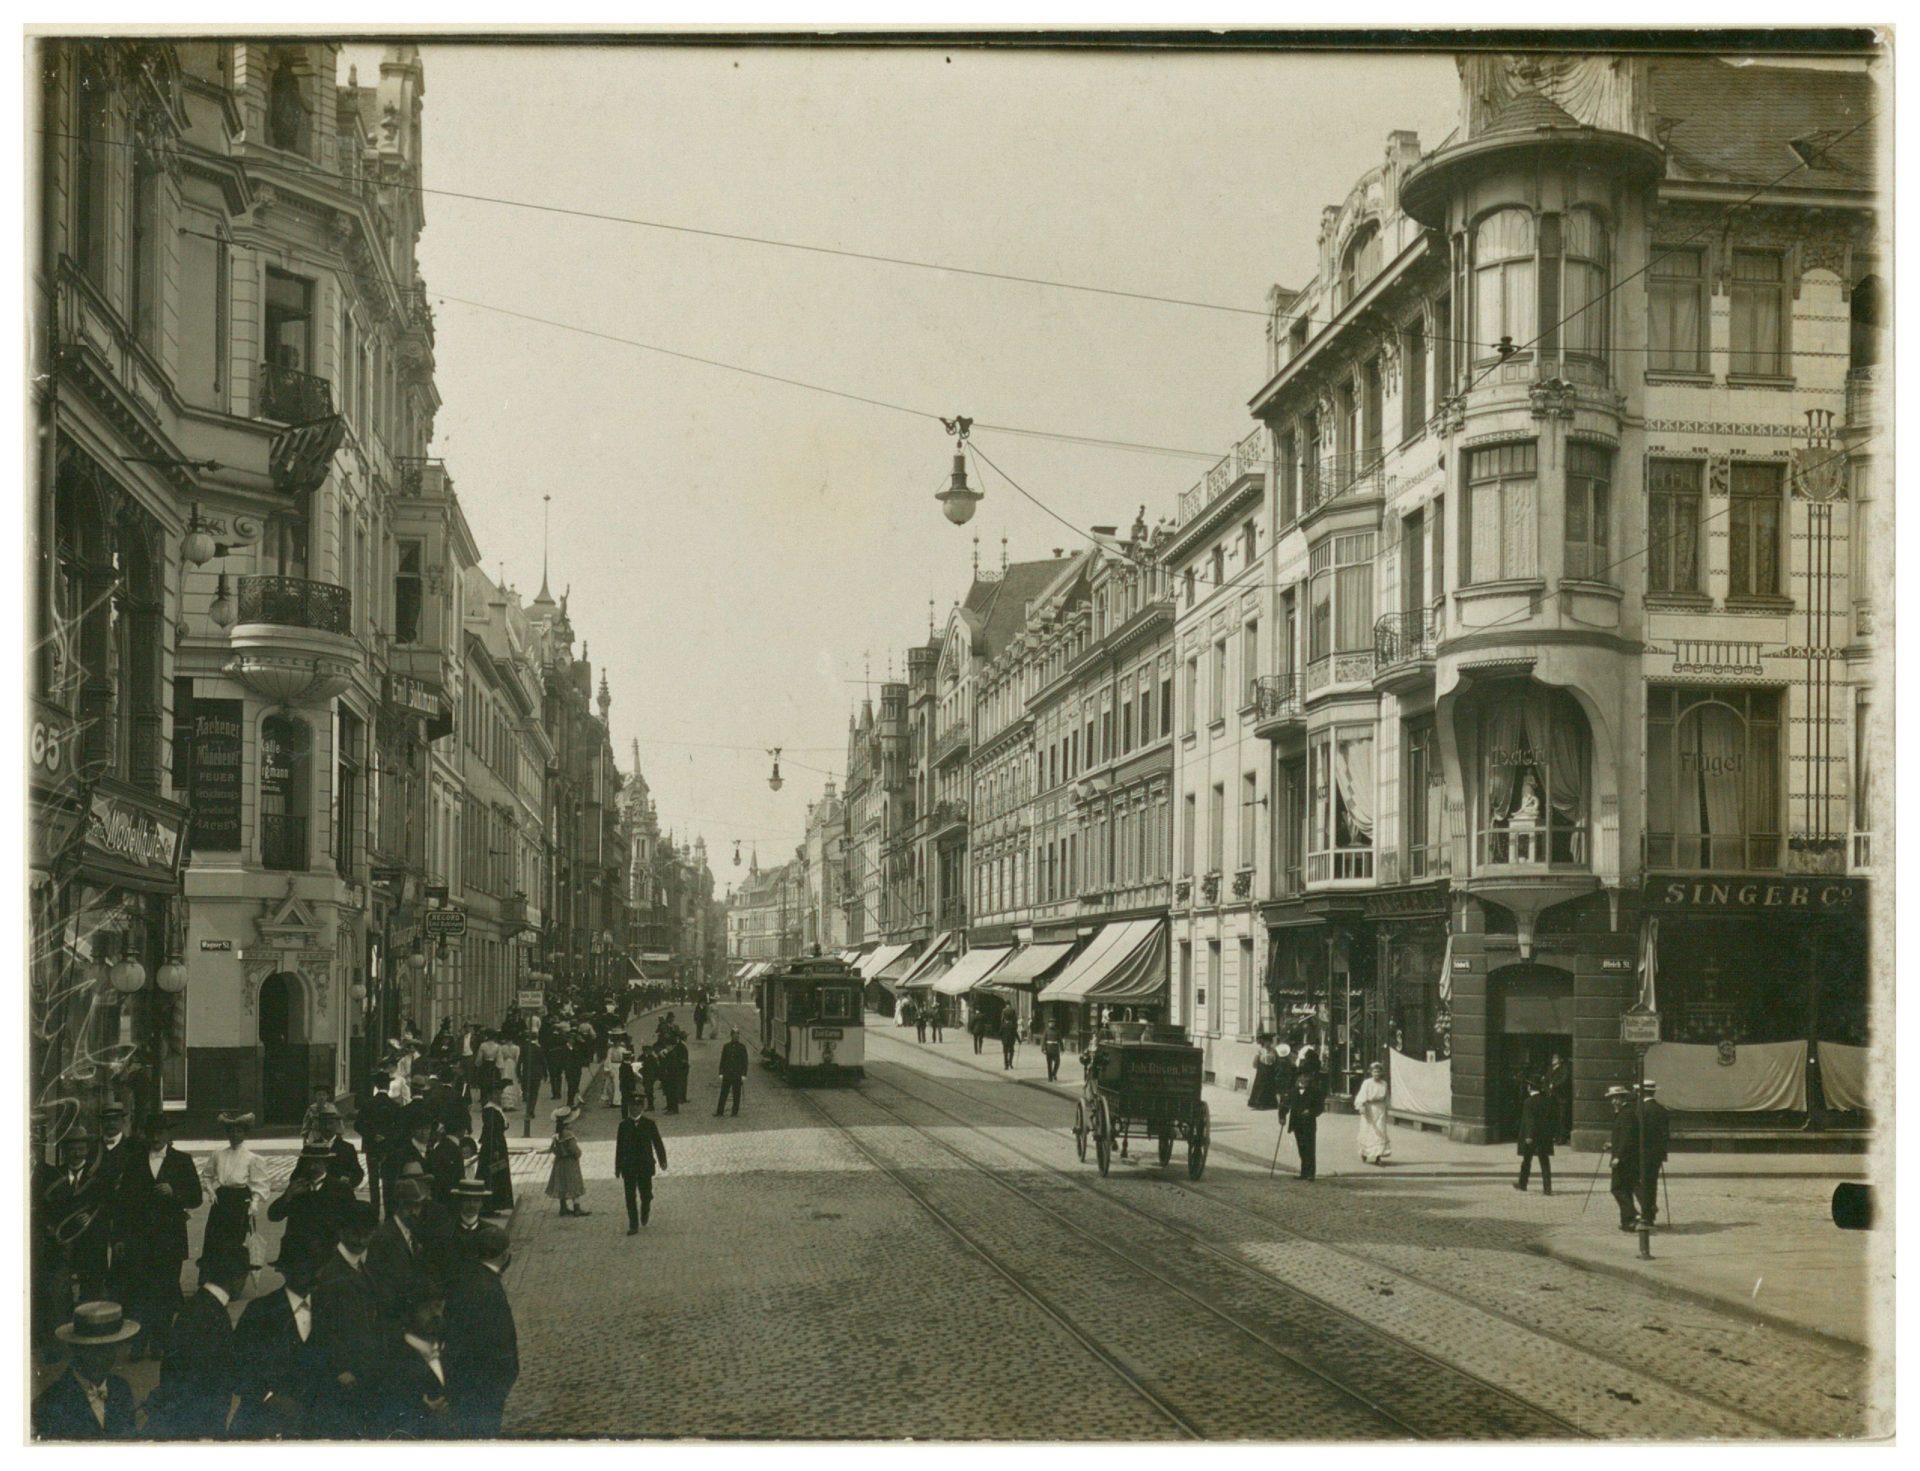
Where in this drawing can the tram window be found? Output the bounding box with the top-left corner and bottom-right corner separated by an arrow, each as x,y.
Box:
817,988 -> 854,1021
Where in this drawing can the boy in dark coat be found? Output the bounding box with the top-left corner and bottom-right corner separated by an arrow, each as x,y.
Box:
1514,1077 -> 1556,1194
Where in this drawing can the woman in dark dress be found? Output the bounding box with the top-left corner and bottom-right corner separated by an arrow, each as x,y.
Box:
479,1085 -> 514,1215
1248,1032 -> 1280,1111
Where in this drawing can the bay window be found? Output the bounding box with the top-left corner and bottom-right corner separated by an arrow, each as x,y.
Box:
1308,532 -> 1376,662
1475,684 -> 1588,868
1646,687 -> 1781,870
1464,442 -> 1537,584
1559,209 -> 1610,360
1308,726 -> 1375,882
1563,442 -> 1612,581
1474,208 -> 1536,363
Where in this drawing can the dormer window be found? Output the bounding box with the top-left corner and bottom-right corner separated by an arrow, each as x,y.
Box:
1340,221 -> 1382,308
268,56 -> 308,155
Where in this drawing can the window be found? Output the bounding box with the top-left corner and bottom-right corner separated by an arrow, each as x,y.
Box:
1182,793 -> 1196,875
1434,292 -> 1453,395
1206,942 -> 1222,1036
1159,671 -> 1172,738
1278,759 -> 1306,896
1362,356 -> 1384,461
1309,532 -> 1376,659
128,161 -> 159,348
1564,443 -> 1612,581
1405,720 -> 1444,878
1303,411 -> 1322,508
1139,672 -> 1154,746
260,714 -> 312,872
1730,250 -> 1788,377
1308,727 -> 1375,881
1183,568 -> 1196,607
334,708 -> 361,877
1464,441 -> 1537,584
1402,316 -> 1428,439
1649,246 -> 1708,373
1241,518 -> 1258,566
269,56 -> 307,154
1239,937 -> 1258,1036
1475,684 -> 1588,868
1183,656 -> 1198,735
1648,459 -> 1702,595
1241,619 -> 1259,703
1278,430 -> 1298,525
1559,210 -> 1610,360
1728,463 -> 1783,599
395,540 -> 423,643
264,270 -> 314,373
1209,782 -> 1225,873
1239,772 -> 1258,869
1646,687 -> 1781,870
1474,208 -> 1536,362
1120,691 -> 1133,754
1211,638 -> 1227,722
1210,545 -> 1226,590
1340,222 -> 1381,307
1279,589 -> 1297,679
73,64 -> 111,285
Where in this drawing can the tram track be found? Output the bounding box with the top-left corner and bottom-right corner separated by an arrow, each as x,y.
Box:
855,1039 -> 1862,1439
791,1066 -> 1578,1440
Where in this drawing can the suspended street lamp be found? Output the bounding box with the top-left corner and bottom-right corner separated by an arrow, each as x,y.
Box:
208,569 -> 236,630
767,748 -> 784,792
935,416 -> 981,526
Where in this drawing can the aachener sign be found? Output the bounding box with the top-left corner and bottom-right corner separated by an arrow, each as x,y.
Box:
1644,876 -> 1864,914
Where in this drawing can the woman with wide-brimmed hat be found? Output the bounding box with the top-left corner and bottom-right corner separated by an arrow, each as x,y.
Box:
200,1111 -> 270,1261
545,1106 -> 588,1216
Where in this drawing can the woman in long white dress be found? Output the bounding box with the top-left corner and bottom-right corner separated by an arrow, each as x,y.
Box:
1355,1061 -> 1392,1164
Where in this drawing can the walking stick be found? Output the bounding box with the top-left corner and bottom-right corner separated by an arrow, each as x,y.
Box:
1269,1120 -> 1286,1179
1581,1148 -> 1607,1213
1661,1165 -> 1673,1226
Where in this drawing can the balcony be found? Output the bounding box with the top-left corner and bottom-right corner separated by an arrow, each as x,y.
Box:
929,799 -> 969,840
261,813 -> 308,872
1250,674 -> 1304,740
1175,427 -> 1266,526
224,575 -> 359,706
1845,365 -> 1881,429
1306,848 -> 1375,884
933,722 -> 971,767
1303,452 -> 1387,517
1374,607 -> 1439,690
256,363 -> 335,425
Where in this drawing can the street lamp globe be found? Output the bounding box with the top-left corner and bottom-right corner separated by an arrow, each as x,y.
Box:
409,947 -> 429,973
208,570 -> 236,630
350,982 -> 368,1002
936,449 -> 981,526
111,958 -> 148,994
155,959 -> 189,994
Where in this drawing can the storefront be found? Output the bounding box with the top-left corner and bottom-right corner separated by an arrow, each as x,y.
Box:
1262,899 -> 1373,1098
1644,875 -> 1872,1121
29,746 -> 190,1150
1368,883 -> 1451,1065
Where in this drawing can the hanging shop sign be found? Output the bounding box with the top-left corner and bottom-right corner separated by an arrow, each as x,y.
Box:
385,673 -> 442,718
79,778 -> 188,888
424,908 -> 467,938
1364,884 -> 1449,921
1620,1008 -> 1662,1046
1644,876 -> 1864,914
189,700 -> 244,852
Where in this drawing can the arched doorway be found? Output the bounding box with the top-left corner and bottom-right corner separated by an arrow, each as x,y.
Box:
258,971 -> 310,1125
1489,960 -> 1575,1139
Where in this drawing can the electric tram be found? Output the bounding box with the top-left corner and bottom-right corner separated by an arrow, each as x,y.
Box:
757,955 -> 866,1082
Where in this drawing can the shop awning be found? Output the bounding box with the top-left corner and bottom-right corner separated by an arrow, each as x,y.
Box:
1038,919 -> 1165,1005
934,945 -> 1014,996
899,931 -> 958,989
1084,922 -> 1168,1006
858,943 -> 913,980
982,941 -> 1075,990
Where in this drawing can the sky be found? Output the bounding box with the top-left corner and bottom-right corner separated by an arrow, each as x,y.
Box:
347,42 -> 1460,894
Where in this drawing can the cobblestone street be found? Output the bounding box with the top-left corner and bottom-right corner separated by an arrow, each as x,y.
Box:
487,1005 -> 1888,1439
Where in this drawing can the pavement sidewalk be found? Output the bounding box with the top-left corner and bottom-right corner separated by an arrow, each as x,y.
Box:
872,1015 -> 1883,1350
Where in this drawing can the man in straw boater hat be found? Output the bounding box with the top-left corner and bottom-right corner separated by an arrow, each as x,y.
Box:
146,1243 -> 252,1438
32,1300 -> 140,1439
111,1112 -> 203,1361
439,1179 -> 494,1274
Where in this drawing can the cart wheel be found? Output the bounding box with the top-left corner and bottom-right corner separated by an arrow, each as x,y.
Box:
1094,1100 -> 1112,1177
1073,1101 -> 1089,1162
1157,1126 -> 1174,1166
1188,1102 -> 1210,1180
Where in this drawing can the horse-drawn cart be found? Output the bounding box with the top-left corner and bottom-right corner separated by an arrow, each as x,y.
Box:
1071,1030 -> 1209,1179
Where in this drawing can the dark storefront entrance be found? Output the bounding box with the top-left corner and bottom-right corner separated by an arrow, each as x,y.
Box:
1490,962 -> 1574,1136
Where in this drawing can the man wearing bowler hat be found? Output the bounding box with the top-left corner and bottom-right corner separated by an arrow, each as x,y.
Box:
1606,1085 -> 1643,1231
311,1201 -> 382,1436
32,1300 -> 140,1439
1635,1081 -> 1672,1227
230,1246 -> 325,1437
307,1100 -> 365,1190
112,1113 -> 202,1361
380,1279 -> 457,1438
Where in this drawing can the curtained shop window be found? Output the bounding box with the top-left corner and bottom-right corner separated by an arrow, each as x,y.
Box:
1648,246 -> 1708,373
1646,686 -> 1781,871
1308,726 -> 1374,882
1648,459 -> 1703,595
1474,684 -> 1589,869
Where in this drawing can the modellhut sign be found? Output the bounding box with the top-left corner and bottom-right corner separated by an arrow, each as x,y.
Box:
79,779 -> 188,888
1645,877 -> 1864,913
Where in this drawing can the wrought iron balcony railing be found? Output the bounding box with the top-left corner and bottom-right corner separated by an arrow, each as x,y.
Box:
1304,452 -> 1386,514
1374,607 -> 1440,677
256,363 -> 335,424
261,813 -> 308,872
237,576 -> 353,635
1249,674 -> 1303,724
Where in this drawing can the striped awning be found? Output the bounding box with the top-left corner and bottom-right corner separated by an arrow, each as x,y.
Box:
1037,919 -> 1167,1005
898,931 -> 958,989
983,941 -> 1074,989
858,943 -> 913,980
933,945 -> 1014,996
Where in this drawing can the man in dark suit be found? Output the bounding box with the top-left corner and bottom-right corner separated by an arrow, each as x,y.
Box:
41,1131 -> 113,1308
112,1114 -> 203,1361
999,1008 -> 1020,1070
661,1036 -> 689,1114
1288,1068 -> 1327,1181
147,1245 -> 250,1439
431,1180 -> 491,1280
32,1300 -> 140,1439
311,1203 -> 381,1436
229,1247 -> 324,1437
969,1005 -> 987,1055
365,1178 -> 432,1327
1607,1086 -> 1643,1231
544,1030 -> 569,1102
716,1027 -> 750,1117
383,1115 -> 435,1212
93,1102 -> 135,1208
443,1225 -> 517,1437
1514,1077 -> 1556,1194
426,1122 -> 466,1206
614,1096 -> 669,1234
359,1072 -> 403,1219
307,1101 -> 365,1190
268,1144 -> 356,1274
379,1281 -> 457,1439
1635,1081 -> 1672,1226
1546,1052 -> 1574,1145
